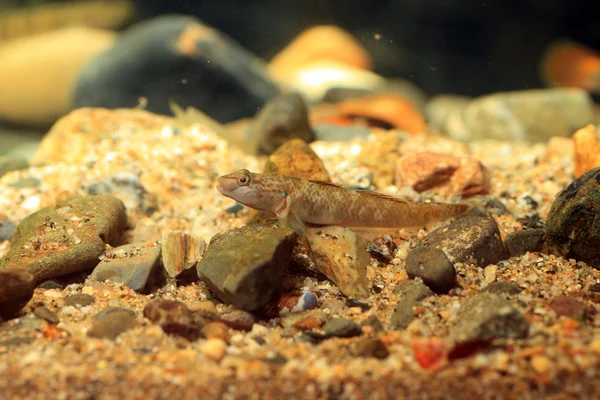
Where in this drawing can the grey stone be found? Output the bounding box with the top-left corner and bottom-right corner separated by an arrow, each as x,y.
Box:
323,318 -> 362,338
450,293 -> 529,343
0,155 -> 28,178
546,168 -> 600,269
405,247 -> 456,293
0,218 -> 16,242
249,92 -> 315,155
88,308 -> 138,340
0,268 -> 35,319
444,88 -> 594,142
197,221 -> 297,311
64,293 -> 96,307
88,243 -> 161,292
33,306 -> 59,324
414,216 -> 508,268
390,280 -> 433,330
0,195 -> 127,283
312,124 -> 371,142
505,229 -> 545,257
73,15 -> 280,124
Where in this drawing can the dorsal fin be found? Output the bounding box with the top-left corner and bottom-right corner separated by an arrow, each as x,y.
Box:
308,179 -> 343,187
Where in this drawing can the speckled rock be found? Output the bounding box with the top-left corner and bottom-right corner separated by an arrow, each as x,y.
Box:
306,226 -> 370,299
88,308 -> 138,340
405,247 -> 456,293
248,92 -> 315,155
88,243 -> 162,291
197,221 -> 297,311
0,195 -> 127,283
412,216 -> 508,268
74,15 -> 280,123
367,235 -> 397,263
390,280 -> 433,330
505,229 -> 545,257
546,168 -> 600,269
323,318 -> 362,338
483,281 -> 522,295
0,268 -> 35,319
351,338 -> 389,359
549,295 -> 594,322
450,293 -> 529,343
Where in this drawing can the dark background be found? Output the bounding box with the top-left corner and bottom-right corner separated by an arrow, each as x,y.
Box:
133,0 -> 600,97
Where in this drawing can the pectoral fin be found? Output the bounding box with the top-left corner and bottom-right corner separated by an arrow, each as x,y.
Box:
279,210 -> 308,235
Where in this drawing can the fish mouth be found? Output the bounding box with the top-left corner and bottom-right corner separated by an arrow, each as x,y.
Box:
216,183 -> 225,194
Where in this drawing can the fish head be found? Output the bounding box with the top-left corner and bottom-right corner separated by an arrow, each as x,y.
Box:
217,169 -> 279,212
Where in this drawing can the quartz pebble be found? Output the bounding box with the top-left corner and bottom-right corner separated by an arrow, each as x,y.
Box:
201,338 -> 227,361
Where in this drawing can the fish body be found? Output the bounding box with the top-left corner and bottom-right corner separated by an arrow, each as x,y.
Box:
217,169 -> 469,233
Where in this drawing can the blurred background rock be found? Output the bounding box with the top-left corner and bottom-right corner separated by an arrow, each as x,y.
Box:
1,0 -> 599,155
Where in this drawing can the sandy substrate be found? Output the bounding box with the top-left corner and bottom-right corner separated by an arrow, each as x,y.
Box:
0,109 -> 599,399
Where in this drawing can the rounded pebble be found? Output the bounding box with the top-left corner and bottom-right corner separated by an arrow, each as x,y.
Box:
201,338 -> 227,361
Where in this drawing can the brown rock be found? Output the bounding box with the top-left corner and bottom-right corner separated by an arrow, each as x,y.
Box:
0,268 -> 35,319
291,315 -> 325,330
201,322 -> 230,342
395,151 -> 491,197
549,295 -> 594,322
268,25 -> 372,79
0,27 -> 116,127
573,124 -> 600,178
143,299 -> 215,340
263,139 -> 331,182
338,94 -> 427,134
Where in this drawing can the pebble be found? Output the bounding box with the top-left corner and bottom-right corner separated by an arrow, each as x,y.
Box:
450,293 -> 529,343
322,318 -> 362,338
0,268 -> 36,319
530,355 -> 552,375
0,218 -> 16,242
88,308 -> 138,340
367,235 -> 397,264
504,229 -> 545,257
443,88 -> 594,142
0,195 -> 127,283
546,168 -> 600,269
161,230 -> 206,278
201,338 -> 227,361
390,280 -> 433,330
73,15 -> 279,123
218,309 -> 256,331
88,243 -> 162,292
405,247 -> 456,293
201,322 -> 230,342
33,306 -> 59,324
412,216 -> 508,268
292,291 -> 318,312
143,299 -> 211,341
549,295 -> 593,322
395,151 -> 491,197
197,221 -> 297,311
64,293 -> 96,307
247,92 -> 315,156
306,226 -> 370,299
351,338 -> 389,359
36,281 -> 64,290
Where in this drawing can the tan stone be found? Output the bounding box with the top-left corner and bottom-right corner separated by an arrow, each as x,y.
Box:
269,25 -> 372,79
573,124 -> 600,178
0,27 -> 116,126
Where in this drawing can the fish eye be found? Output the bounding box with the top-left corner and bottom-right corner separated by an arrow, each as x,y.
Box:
238,175 -> 250,185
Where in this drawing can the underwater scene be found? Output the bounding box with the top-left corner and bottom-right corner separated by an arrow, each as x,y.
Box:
1,1 -> 600,398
